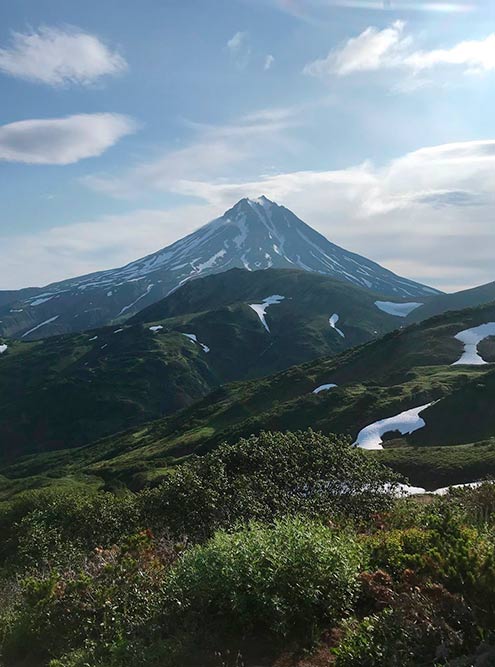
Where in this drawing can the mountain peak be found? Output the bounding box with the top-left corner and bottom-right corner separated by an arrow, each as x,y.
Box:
247,195 -> 274,206
228,195 -> 277,215
0,197 -> 441,339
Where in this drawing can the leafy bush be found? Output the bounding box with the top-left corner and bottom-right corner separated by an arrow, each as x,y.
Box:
141,430 -> 401,539
165,517 -> 364,648
0,488 -> 141,569
335,572 -> 478,667
1,531 -> 175,667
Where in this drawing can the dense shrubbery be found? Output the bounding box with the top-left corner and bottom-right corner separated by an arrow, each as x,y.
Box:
141,430 -> 400,539
167,519 -> 363,644
1,431 -> 495,666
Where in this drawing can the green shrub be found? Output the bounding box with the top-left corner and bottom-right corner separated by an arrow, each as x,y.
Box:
1,531 -> 174,667
364,527 -> 434,577
165,517 -> 364,647
142,430 -> 401,539
0,488 -> 141,569
335,576 -> 477,667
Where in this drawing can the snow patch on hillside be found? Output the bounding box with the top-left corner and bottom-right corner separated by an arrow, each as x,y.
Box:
0,344 -> 7,354
392,480 -> 495,497
21,316 -> 60,339
313,383 -> 337,394
149,325 -> 163,332
182,333 -> 210,353
329,313 -> 345,338
30,295 -> 56,307
118,284 -> 154,316
375,301 -> 423,317
451,322 -> 495,365
249,295 -> 285,333
354,403 -> 432,450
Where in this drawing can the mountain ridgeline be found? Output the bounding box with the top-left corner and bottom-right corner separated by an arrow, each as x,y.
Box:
0,196 -> 439,340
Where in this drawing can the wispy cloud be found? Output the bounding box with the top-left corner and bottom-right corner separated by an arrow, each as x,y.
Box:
264,54 -> 275,70
0,113 -> 136,165
11,136 -> 495,291
226,31 -> 251,68
173,139 -> 495,291
0,25 -> 127,86
84,106 -> 300,197
0,204 -> 219,289
305,21 -> 495,80
271,0 -> 474,15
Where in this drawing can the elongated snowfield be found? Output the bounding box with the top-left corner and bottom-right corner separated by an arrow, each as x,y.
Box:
21,316 -> 59,339
182,333 -> 210,353
451,322 -> 495,365
329,313 -> 345,338
392,480 -> 494,497
354,402 -> 432,450
313,383 -> 337,394
249,295 -> 285,333
374,301 -> 423,317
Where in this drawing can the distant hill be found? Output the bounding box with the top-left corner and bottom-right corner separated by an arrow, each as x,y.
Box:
0,268 -> 408,460
406,281 -> 495,323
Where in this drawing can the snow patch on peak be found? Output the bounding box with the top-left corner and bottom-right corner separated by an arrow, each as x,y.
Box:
21,315 -> 60,339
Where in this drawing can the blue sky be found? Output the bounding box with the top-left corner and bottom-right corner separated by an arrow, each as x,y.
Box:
1,0 -> 494,290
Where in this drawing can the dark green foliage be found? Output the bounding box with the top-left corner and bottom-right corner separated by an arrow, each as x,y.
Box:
1,531 -> 175,667
335,573 -> 478,667
140,430 -> 401,539
0,488 -> 141,569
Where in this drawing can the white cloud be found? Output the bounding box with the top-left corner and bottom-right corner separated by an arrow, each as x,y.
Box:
264,54 -> 275,70
0,113 -> 137,165
305,21 -> 495,79
226,31 -> 251,67
305,20 -> 409,76
0,25 -> 127,86
404,34 -> 495,73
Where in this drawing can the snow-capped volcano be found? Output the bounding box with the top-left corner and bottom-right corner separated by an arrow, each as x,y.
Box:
0,196 -> 440,339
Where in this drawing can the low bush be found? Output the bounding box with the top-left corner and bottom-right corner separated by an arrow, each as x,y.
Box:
1,531 -> 176,667
0,488 -> 141,569
335,572 -> 478,667
165,517 -> 364,649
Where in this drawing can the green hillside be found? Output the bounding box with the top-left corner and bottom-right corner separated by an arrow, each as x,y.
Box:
2,300 -> 494,497
0,269 -> 405,461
